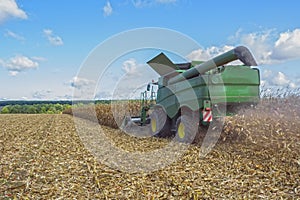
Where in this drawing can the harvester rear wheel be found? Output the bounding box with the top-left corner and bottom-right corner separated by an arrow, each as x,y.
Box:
149,107 -> 171,137
175,111 -> 199,143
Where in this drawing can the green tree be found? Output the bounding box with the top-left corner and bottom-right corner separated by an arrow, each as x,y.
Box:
1,106 -> 10,114
27,105 -> 37,114
54,103 -> 63,113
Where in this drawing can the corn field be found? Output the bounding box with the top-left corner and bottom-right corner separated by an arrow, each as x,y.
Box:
63,101 -> 141,129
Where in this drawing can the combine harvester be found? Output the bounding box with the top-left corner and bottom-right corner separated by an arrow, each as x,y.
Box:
124,46 -> 260,143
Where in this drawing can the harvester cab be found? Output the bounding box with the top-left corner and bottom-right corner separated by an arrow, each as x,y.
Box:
125,46 -> 260,142
138,81 -> 157,125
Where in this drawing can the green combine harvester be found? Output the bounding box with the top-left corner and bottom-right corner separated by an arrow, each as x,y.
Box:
126,46 -> 260,143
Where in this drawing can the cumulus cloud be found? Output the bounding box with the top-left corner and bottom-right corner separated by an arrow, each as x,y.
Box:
0,55 -> 40,76
273,72 -> 290,86
187,30 -> 273,65
236,30 -> 274,65
186,28 -> 300,89
187,45 -> 235,61
69,76 -> 95,89
187,45 -> 243,65
231,28 -> 300,65
43,29 -> 64,46
187,28 -> 300,66
9,71 -> 18,76
103,1 -> 113,16
69,76 -> 96,100
121,58 -> 141,76
261,70 -> 297,89
4,30 -> 25,41
0,0 -> 27,23
132,0 -> 151,7
271,29 -> 300,61
94,58 -> 159,100
107,58 -> 158,99
261,69 -> 273,79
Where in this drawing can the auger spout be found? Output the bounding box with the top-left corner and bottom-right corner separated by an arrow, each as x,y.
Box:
168,46 -> 257,85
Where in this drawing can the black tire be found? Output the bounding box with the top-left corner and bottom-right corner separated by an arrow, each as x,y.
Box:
175,110 -> 199,143
193,124 -> 209,144
149,107 -> 171,137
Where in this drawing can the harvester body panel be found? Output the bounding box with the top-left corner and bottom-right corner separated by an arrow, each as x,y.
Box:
156,75 -> 209,118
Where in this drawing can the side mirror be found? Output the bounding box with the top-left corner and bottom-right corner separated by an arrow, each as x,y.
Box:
147,83 -> 151,91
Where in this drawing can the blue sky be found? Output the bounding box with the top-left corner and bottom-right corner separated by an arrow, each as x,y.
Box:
0,0 -> 300,100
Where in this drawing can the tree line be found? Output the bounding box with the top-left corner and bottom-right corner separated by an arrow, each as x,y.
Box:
0,100 -> 138,114
0,103 -> 72,114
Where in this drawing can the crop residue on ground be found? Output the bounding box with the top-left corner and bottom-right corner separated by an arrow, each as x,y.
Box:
1,97 -> 300,199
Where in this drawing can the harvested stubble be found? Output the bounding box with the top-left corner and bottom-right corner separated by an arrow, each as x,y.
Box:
1,97 -> 300,199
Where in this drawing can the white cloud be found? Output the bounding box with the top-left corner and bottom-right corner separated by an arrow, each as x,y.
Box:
289,82 -> 297,89
187,45 -> 243,65
103,1 -> 113,16
132,0 -> 152,7
237,30 -> 273,65
101,58 -> 144,99
43,29 -> 64,46
0,0 -> 27,23
271,29 -> 300,61
186,48 -> 211,61
261,70 -> 273,86
188,28 -> 300,66
122,58 -> 141,76
262,69 -> 273,79
69,76 -> 96,100
9,71 -> 19,76
69,76 -> 95,89
95,58 -> 159,100
7,55 -> 38,70
4,30 -> 25,41
0,55 -> 39,76
261,70 -> 297,89
187,45 -> 235,61
230,28 -> 300,65
272,72 -> 290,86
186,42 -> 299,89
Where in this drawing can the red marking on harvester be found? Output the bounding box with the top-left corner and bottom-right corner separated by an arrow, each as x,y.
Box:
203,109 -> 212,122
